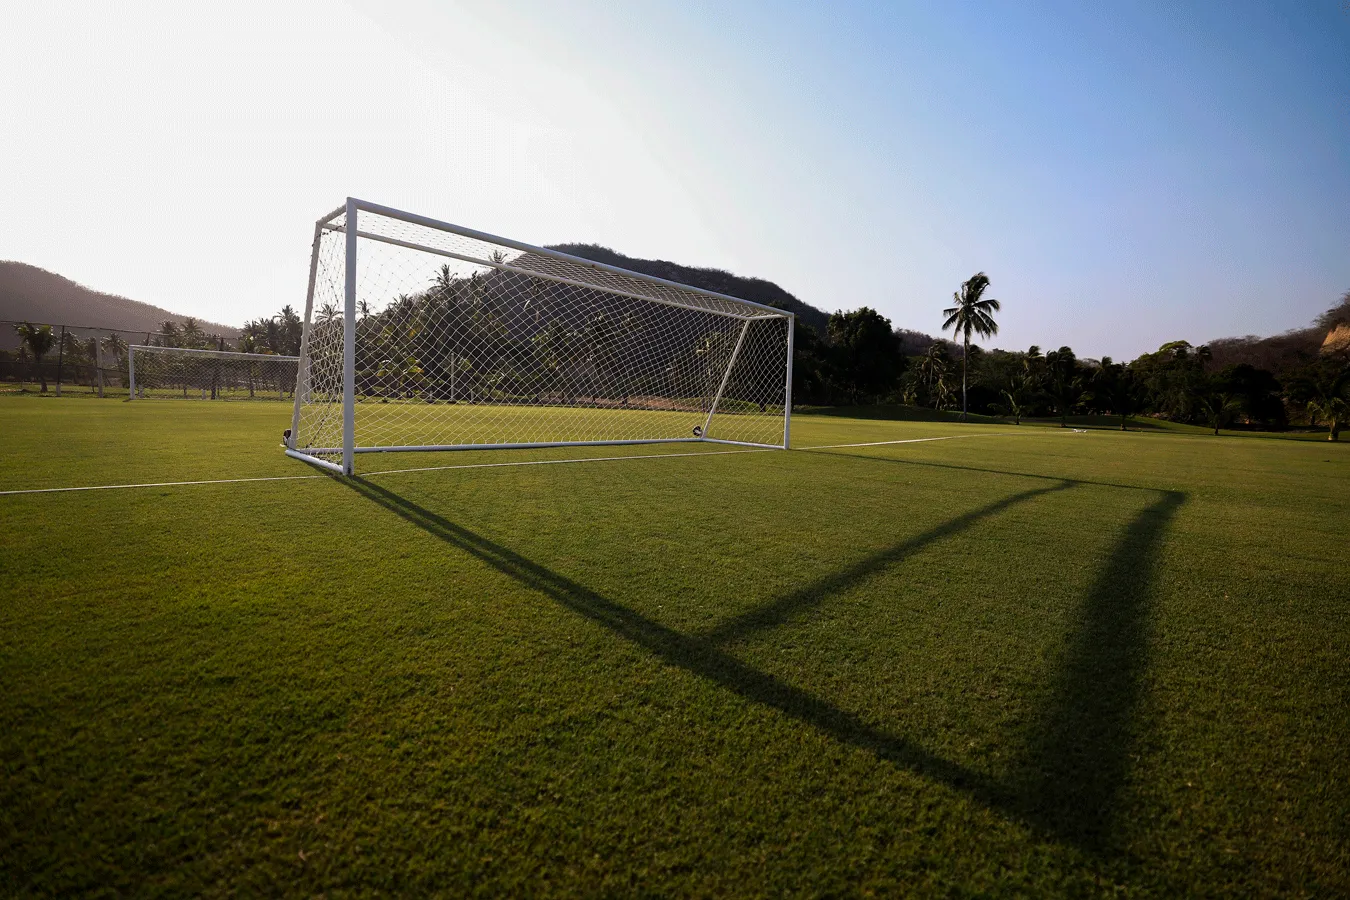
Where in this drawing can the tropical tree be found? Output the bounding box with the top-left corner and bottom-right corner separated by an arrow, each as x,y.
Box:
13,322 -> 55,391
1134,340 -> 1211,422
1197,382 -> 1243,435
157,320 -> 180,348
1044,346 -> 1083,427
827,306 -> 903,403
1089,357 -> 1139,430
102,332 -> 127,365
180,318 -> 206,348
276,305 -> 303,354
942,272 -> 1001,420
1290,361 -> 1350,441
915,342 -> 955,410
1215,363 -> 1284,428
999,370 -> 1039,425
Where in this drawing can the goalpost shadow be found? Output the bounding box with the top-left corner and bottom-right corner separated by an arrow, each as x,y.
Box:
338,472 -> 1184,858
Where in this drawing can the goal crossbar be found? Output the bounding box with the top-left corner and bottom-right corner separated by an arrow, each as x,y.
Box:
327,225 -> 757,323
329,198 -> 791,319
129,345 -> 299,363
129,344 -> 300,401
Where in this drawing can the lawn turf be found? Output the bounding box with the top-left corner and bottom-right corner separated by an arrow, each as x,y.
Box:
1,394 -> 1347,896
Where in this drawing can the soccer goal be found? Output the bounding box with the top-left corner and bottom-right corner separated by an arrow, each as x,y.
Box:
286,199 -> 795,476
128,346 -> 300,401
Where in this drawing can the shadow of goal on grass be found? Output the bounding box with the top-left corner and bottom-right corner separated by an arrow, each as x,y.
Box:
340,474 -> 1182,855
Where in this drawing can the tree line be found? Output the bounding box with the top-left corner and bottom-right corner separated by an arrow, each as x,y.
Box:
9,269 -> 1349,442
791,277 -> 1350,441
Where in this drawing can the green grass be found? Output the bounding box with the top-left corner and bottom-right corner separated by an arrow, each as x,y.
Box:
2,394 -> 1347,896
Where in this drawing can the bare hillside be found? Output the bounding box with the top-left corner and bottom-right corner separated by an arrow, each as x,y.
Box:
0,261 -> 237,343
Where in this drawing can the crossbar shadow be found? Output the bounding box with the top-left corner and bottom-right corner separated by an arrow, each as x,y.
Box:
801,448 -> 1161,493
339,471 -> 1183,855
699,481 -> 1073,645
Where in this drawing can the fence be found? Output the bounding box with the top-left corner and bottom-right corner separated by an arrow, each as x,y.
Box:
0,320 -> 254,399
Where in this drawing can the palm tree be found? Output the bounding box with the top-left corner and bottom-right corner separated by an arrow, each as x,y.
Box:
1000,371 -> 1038,425
915,342 -> 955,410
1293,363 -> 1350,441
102,332 -> 127,364
277,305 -> 303,354
942,273 -> 1001,420
157,320 -> 180,348
13,323 -> 55,392
1090,357 -> 1139,431
1198,387 -> 1243,436
180,318 -> 206,348
101,333 -> 128,389
1044,346 -> 1083,427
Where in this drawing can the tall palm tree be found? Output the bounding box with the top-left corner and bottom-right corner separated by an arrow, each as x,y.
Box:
102,332 -> 127,364
942,273 -> 1001,420
1044,346 -> 1083,427
13,322 -> 55,392
1090,357 -> 1138,431
158,320 -> 180,348
180,318 -> 206,348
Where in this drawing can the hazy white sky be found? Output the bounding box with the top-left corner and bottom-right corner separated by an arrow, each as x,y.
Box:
5,1 -> 1349,357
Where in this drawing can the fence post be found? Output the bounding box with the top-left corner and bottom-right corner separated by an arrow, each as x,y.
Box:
96,335 -> 105,397
55,325 -> 65,396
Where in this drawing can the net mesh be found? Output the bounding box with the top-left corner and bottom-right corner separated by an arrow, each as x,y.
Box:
292,206 -> 791,462
129,346 -> 298,401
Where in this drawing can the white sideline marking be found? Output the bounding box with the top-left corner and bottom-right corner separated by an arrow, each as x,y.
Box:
0,448 -> 769,497
801,432 -> 1025,450
0,473 -> 327,496
1,433 -> 1051,497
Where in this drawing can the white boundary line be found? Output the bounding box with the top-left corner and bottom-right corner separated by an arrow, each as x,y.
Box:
0,447 -> 768,497
800,432 -> 1025,450
0,473 -> 326,496
0,431 -> 1048,497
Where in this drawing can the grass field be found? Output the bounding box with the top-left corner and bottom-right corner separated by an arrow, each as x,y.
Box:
2,394 -> 1347,896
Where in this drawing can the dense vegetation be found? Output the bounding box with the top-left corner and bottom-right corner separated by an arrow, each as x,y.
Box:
791,289 -> 1350,440
5,252 -> 1348,441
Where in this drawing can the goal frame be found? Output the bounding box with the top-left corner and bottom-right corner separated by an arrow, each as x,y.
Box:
285,198 -> 795,476
128,344 -> 300,400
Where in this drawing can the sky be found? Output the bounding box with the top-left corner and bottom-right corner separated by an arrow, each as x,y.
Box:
3,0 -> 1348,359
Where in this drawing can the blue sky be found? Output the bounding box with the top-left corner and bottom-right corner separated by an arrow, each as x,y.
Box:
4,1 -> 1347,358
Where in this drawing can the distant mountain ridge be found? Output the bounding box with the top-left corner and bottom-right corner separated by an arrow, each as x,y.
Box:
549,244 -> 831,335
0,261 -> 238,341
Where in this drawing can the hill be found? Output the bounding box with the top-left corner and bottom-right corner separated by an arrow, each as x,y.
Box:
0,261 -> 237,348
1207,292 -> 1350,375
549,244 -> 831,335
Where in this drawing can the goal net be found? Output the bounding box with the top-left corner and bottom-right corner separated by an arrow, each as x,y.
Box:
129,346 -> 299,400
287,199 -> 795,475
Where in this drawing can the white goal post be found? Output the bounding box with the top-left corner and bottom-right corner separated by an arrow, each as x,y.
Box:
286,199 -> 795,476
128,345 -> 300,400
